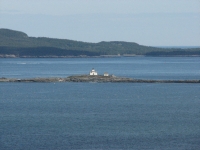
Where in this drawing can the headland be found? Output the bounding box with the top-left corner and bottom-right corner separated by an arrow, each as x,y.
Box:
1,29 -> 200,57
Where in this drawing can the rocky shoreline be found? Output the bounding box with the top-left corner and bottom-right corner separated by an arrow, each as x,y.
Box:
1,54 -> 200,58
0,75 -> 199,83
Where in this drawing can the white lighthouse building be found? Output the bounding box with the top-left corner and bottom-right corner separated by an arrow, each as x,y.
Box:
90,68 -> 98,75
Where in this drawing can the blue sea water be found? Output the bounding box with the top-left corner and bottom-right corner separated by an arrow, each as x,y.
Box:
0,57 -> 200,150
0,57 -> 200,79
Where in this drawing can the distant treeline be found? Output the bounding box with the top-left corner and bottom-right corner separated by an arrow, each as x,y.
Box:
0,28 -> 200,57
0,47 -> 99,57
146,49 -> 200,56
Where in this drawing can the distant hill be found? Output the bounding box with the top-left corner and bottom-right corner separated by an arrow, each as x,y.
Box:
0,28 -> 199,57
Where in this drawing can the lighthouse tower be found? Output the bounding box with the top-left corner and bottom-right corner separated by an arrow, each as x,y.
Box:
89,68 -> 98,75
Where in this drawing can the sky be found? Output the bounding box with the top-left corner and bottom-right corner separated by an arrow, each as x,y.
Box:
0,0 -> 200,46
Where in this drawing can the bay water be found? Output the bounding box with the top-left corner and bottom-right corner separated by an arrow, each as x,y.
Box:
0,57 -> 200,149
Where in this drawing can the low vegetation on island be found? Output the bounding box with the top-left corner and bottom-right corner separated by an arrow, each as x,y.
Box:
0,75 -> 199,83
0,28 -> 200,57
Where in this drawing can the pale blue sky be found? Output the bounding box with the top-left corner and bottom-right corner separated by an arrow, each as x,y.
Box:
0,0 -> 200,46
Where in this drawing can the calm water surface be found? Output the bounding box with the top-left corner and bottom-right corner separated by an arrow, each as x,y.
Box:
0,57 -> 200,150
1,57 -> 200,79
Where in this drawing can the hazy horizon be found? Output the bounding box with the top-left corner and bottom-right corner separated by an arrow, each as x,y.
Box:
1,28 -> 200,48
1,0 -> 200,46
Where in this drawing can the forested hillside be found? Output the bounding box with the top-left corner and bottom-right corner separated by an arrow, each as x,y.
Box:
0,29 -> 199,57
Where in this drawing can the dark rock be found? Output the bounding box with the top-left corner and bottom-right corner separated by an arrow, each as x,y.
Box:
0,75 -> 199,83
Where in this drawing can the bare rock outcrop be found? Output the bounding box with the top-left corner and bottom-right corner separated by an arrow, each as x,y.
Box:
0,76 -> 199,83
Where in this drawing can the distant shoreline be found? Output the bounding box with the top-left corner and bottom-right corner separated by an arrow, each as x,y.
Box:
1,29 -> 200,58
0,54 -> 200,58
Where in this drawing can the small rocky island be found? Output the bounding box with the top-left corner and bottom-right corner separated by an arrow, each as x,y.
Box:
0,69 -> 199,83
0,75 -> 199,83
